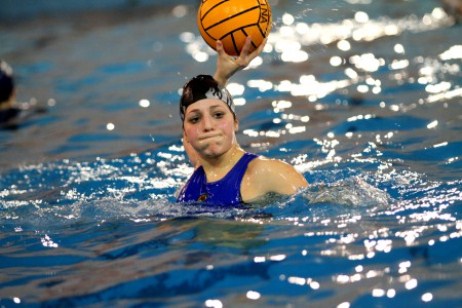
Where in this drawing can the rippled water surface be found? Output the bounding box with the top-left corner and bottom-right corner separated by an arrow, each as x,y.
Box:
1,0 -> 461,306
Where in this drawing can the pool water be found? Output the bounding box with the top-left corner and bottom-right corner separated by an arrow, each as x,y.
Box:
1,0 -> 461,306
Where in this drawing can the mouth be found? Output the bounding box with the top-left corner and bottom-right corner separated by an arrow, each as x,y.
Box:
199,134 -> 221,141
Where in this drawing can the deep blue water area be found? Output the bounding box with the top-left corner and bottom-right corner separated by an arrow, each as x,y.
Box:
1,0 -> 461,306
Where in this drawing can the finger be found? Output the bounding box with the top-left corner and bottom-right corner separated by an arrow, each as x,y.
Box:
260,37 -> 268,51
240,36 -> 253,57
251,37 -> 267,57
215,40 -> 226,56
257,38 -> 268,54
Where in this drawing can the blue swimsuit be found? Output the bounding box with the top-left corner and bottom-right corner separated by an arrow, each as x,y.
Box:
177,153 -> 258,206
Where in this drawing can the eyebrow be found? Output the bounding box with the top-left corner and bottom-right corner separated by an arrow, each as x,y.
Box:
186,104 -> 226,115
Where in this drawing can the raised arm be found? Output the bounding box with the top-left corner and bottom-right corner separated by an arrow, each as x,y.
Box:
183,37 -> 267,168
213,37 -> 267,86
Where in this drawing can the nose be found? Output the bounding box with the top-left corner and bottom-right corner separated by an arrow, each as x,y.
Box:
201,114 -> 214,131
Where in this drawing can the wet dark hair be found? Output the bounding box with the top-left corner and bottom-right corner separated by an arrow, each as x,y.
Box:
180,74 -> 235,122
0,60 -> 14,104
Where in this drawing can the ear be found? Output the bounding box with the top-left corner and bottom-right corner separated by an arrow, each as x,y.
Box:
234,119 -> 239,132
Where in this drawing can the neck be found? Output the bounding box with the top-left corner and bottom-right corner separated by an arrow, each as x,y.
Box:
200,145 -> 245,182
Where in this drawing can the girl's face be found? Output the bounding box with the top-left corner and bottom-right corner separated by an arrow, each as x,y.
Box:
183,98 -> 238,159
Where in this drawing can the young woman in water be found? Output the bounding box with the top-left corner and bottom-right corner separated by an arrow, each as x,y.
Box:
177,38 -> 308,205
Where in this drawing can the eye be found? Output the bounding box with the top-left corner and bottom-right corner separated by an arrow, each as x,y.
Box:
187,115 -> 200,124
213,111 -> 225,119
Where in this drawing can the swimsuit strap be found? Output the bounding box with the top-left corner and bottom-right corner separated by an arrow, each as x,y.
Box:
177,152 -> 259,206
208,152 -> 258,186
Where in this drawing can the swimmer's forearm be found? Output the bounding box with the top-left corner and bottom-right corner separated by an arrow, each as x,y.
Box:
213,71 -> 228,87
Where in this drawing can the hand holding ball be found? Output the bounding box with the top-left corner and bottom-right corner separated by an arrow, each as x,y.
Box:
197,0 -> 272,56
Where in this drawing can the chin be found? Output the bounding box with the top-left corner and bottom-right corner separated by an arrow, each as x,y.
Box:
202,149 -> 225,158
201,145 -> 228,158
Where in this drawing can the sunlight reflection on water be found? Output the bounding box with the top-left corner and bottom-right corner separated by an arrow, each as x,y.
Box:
1,0 -> 461,306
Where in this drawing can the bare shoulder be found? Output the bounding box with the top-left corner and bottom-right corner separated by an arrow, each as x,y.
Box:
248,156 -> 298,173
244,156 -> 308,196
